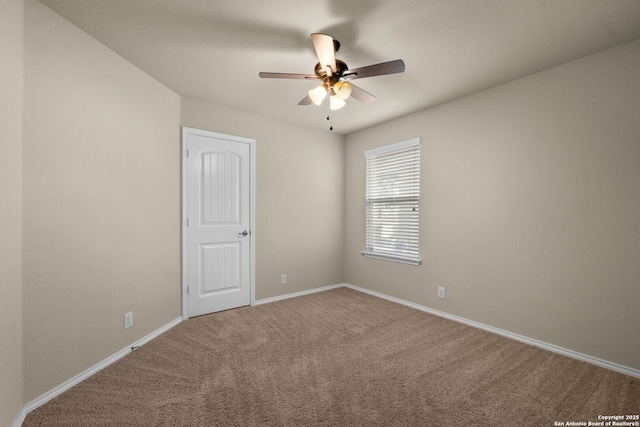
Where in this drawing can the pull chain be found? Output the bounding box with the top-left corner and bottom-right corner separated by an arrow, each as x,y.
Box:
327,115 -> 333,131
327,94 -> 334,131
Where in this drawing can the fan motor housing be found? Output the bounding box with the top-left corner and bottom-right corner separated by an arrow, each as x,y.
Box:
315,59 -> 349,83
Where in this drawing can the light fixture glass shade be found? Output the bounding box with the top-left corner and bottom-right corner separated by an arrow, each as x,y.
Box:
330,94 -> 346,110
308,85 -> 327,105
334,81 -> 352,100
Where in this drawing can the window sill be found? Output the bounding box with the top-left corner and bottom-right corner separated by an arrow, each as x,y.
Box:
361,251 -> 422,266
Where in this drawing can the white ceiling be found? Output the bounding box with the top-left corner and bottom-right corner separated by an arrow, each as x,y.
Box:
39,0 -> 640,135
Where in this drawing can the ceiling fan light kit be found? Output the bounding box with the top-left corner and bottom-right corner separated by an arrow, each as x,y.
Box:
329,94 -> 346,110
259,33 -> 405,117
308,85 -> 327,105
333,81 -> 352,100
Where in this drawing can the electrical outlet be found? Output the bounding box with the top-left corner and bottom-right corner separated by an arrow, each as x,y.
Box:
437,287 -> 446,299
280,274 -> 287,285
124,312 -> 133,329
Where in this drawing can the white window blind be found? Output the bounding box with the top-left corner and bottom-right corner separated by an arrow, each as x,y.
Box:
363,138 -> 421,265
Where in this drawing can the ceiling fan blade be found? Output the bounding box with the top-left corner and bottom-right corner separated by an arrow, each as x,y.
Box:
298,94 -> 313,105
343,59 -> 405,80
259,72 -> 317,80
298,95 -> 313,105
349,84 -> 376,104
311,33 -> 337,74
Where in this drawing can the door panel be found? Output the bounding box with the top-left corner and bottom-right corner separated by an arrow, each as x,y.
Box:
183,128 -> 254,318
202,151 -> 240,224
200,243 -> 240,292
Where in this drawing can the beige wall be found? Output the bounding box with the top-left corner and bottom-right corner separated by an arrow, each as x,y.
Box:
181,97 -> 345,300
345,39 -> 640,370
23,0 -> 182,402
0,0 -> 24,424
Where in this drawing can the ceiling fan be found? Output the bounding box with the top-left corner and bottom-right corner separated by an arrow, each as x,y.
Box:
259,33 -> 405,111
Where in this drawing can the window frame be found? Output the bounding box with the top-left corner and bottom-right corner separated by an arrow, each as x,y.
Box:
362,138 -> 422,266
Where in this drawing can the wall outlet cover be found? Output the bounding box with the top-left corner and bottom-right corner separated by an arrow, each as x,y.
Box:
124,312 -> 133,329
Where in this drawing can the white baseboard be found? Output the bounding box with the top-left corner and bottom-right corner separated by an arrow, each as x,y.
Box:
254,283 -> 346,306
11,407 -> 27,427
344,283 -> 640,379
18,316 -> 182,424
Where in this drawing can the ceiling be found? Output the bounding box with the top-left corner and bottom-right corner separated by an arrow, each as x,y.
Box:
38,0 -> 640,135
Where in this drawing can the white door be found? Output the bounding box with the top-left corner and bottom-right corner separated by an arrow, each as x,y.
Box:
183,127 -> 254,318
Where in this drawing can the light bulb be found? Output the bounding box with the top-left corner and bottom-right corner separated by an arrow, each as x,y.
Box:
334,81 -> 352,100
330,94 -> 346,110
308,85 -> 327,106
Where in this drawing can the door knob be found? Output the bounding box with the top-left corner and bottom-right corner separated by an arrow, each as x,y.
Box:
238,230 -> 248,237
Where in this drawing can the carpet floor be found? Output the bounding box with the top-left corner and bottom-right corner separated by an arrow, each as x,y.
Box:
23,287 -> 640,426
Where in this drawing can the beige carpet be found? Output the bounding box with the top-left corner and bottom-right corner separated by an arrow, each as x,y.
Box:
24,287 -> 640,426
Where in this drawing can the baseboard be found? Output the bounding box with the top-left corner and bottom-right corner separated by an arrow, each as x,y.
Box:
11,407 -> 27,427
254,283 -> 346,306
344,283 -> 640,379
19,316 -> 183,423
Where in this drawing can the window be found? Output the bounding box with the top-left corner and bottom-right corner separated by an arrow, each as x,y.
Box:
363,138 -> 421,265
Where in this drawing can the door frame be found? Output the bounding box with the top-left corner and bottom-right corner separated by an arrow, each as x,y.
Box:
181,126 -> 256,320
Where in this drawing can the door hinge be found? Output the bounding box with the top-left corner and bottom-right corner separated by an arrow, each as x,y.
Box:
187,285 -> 190,295
186,217 -> 190,227
186,149 -> 190,159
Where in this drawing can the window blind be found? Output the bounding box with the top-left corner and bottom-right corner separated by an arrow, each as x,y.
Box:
363,138 -> 421,265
